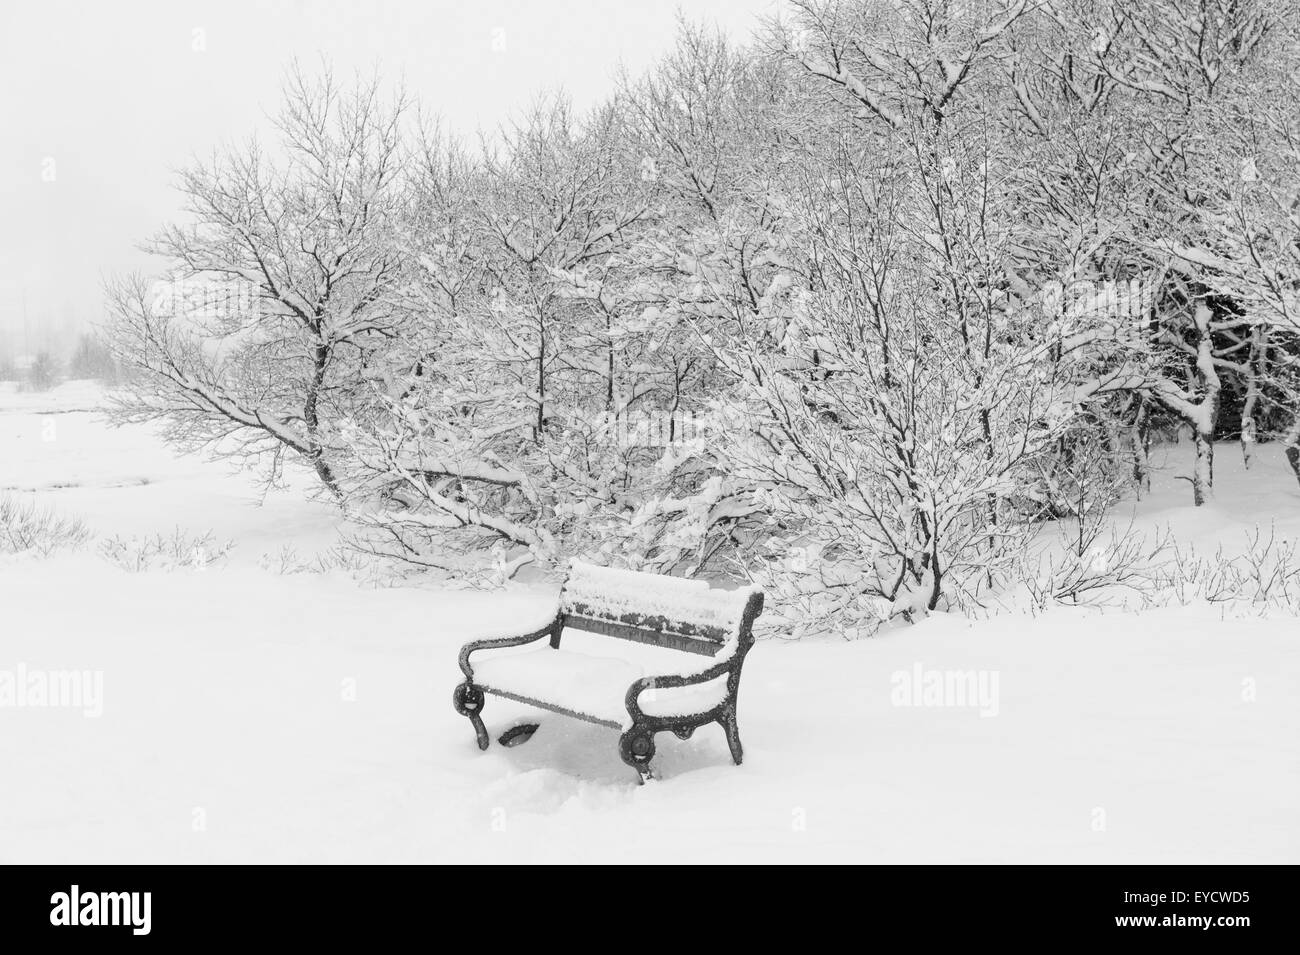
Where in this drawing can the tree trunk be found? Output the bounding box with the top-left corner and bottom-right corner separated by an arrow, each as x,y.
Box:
313,456 -> 341,499
1190,304 -> 1221,507
606,308 -> 615,413
535,310 -> 546,442
1192,429 -> 1214,507
1132,398 -> 1151,496
1240,327 -> 1263,469
1240,414 -> 1257,470
304,339 -> 342,501
1283,415 -> 1300,491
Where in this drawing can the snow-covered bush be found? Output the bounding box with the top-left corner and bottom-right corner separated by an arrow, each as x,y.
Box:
1157,527 -> 1300,613
1014,523 -> 1300,617
98,529 -> 233,573
68,332 -> 121,385
24,352 -> 61,393
256,543 -> 407,588
0,497 -> 90,557
1016,523 -> 1173,613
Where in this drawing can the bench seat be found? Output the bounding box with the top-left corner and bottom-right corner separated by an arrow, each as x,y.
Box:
474,645 -> 733,729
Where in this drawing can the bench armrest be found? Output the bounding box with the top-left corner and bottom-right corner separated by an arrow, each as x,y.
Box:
459,616 -> 560,682
624,656 -> 736,723
624,597 -> 760,723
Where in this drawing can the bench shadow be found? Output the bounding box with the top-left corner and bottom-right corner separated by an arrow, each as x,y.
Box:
494,716 -> 736,785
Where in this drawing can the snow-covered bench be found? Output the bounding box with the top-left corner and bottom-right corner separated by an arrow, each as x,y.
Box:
452,560 -> 764,782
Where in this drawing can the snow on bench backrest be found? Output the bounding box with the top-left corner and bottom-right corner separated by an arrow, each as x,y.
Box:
559,560 -> 761,657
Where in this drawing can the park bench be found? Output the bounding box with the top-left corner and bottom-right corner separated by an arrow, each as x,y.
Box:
452,560 -> 764,783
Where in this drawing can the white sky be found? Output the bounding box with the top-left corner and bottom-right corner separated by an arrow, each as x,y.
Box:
0,0 -> 775,352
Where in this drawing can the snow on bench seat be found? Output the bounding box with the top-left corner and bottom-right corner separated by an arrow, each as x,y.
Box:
473,644 -> 732,729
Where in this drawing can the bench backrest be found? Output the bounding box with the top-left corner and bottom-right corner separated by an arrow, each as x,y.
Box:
558,560 -> 763,657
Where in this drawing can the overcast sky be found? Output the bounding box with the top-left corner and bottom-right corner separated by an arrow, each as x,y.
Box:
0,0 -> 774,353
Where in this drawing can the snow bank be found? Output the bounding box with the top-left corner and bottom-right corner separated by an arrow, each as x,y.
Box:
3,388 -> 1297,863
4,558 -> 1295,863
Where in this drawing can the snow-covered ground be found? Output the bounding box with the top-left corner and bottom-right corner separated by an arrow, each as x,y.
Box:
2,382 -> 1297,862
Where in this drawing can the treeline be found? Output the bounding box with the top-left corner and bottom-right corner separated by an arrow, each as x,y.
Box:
0,333 -> 123,390
105,1 -> 1300,632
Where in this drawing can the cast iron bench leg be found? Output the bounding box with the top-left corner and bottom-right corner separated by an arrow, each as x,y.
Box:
619,727 -> 656,784
720,706 -> 743,765
452,682 -> 490,751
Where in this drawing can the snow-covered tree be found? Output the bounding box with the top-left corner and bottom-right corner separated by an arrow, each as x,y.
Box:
26,351 -> 61,392
105,66 -> 412,496
723,113 -> 1097,632
343,95 -> 665,573
68,332 -> 119,384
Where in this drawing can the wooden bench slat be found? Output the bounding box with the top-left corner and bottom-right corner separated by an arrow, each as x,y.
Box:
562,600 -> 730,643
562,615 -> 723,657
